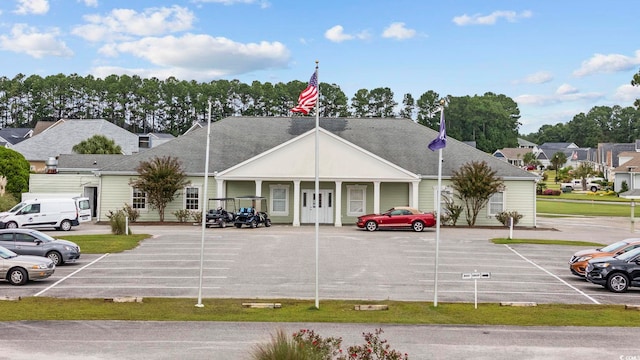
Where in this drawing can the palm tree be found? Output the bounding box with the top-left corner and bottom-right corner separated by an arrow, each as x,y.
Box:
550,152 -> 567,183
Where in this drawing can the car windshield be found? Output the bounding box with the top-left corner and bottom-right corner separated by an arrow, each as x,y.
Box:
7,202 -> 26,213
600,240 -> 630,252
615,247 -> 640,261
0,246 -> 17,259
33,232 -> 56,242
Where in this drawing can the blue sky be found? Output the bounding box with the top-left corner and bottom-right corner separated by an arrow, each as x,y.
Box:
1,0 -> 640,134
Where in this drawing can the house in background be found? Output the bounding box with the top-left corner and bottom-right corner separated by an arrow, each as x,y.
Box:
0,128 -> 32,148
138,132 -> 175,150
28,117 -> 540,227
493,147 -> 540,168
11,119 -> 139,172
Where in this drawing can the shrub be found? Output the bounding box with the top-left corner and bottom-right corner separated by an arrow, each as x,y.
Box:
123,203 -> 140,222
542,189 -> 561,196
190,210 -> 202,223
106,209 -> 129,235
252,328 -> 408,360
173,209 -> 191,222
0,193 -> 18,212
495,211 -> 524,226
620,180 -> 629,194
536,182 -> 547,195
441,196 -> 463,226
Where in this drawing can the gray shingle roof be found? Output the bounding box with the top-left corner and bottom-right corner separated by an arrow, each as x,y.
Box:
98,117 -> 538,179
11,119 -> 139,161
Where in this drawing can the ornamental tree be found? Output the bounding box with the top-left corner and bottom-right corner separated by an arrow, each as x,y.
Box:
0,147 -> 30,199
129,156 -> 190,222
450,161 -> 504,227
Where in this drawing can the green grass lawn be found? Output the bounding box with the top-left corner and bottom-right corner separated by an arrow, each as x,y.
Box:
0,297 -> 636,327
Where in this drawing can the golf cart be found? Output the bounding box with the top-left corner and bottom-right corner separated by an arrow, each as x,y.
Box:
233,196 -> 271,228
206,197 -> 237,228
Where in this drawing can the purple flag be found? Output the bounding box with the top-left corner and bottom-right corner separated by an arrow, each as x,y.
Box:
428,110 -> 446,151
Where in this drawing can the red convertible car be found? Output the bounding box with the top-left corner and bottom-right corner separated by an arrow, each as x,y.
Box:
356,207 -> 436,232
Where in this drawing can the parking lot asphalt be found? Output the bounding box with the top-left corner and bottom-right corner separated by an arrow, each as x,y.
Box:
2,216 -> 639,305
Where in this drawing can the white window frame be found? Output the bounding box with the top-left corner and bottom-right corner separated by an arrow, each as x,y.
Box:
131,187 -> 147,211
434,186 -> 454,214
488,191 -> 505,216
184,186 -> 201,211
270,184 -> 289,216
347,185 -> 367,216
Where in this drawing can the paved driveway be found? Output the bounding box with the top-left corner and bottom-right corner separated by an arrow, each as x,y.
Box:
2,216 -> 639,304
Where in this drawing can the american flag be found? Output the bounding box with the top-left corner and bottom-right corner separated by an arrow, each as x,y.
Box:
291,71 -> 318,114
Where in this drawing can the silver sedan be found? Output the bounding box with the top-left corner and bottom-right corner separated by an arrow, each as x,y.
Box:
0,245 -> 55,285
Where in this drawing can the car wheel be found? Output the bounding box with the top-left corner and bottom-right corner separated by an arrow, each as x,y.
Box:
5,221 -> 18,229
590,186 -> 598,192
60,220 -> 72,231
412,221 -> 425,232
220,221 -> 226,228
250,219 -> 257,228
47,251 -> 63,266
8,267 -> 27,286
607,273 -> 629,293
365,221 -> 377,231
265,219 -> 271,227
235,223 -> 242,228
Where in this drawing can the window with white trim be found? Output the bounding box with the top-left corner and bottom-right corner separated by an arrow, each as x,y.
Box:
132,188 -> 147,210
185,186 -> 200,210
488,191 -> 504,216
347,185 -> 366,216
270,185 -> 289,216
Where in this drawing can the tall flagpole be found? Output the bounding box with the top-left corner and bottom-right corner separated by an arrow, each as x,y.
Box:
433,99 -> 445,307
314,60 -> 320,309
196,99 -> 212,308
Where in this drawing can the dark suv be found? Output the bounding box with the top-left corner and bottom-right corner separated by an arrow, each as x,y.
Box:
585,247 -> 640,293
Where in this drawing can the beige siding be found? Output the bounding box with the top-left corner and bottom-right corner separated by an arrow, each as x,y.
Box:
380,183 -> 410,211
99,175 -> 217,222
418,179 -> 536,227
29,174 -> 99,194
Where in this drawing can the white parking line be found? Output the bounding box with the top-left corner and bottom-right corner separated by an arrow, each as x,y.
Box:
34,253 -> 110,297
504,245 -> 601,304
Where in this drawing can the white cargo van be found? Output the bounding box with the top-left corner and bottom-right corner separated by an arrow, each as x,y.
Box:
0,197 -> 90,231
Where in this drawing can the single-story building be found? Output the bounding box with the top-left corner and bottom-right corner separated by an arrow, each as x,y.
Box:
28,117 -> 540,227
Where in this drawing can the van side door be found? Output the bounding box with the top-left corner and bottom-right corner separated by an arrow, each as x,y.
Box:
17,203 -> 42,228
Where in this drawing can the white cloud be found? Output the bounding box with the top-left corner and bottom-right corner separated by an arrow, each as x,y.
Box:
0,23 -> 73,58
192,0 -> 271,8
324,25 -> 369,43
612,83 -> 640,103
72,6 -> 195,42
78,0 -> 98,7
573,51 -> 640,77
556,83 -> 578,95
14,0 -> 49,15
515,86 -> 603,106
96,33 -> 290,78
517,71 -> 553,84
453,10 -> 532,26
382,22 -> 416,40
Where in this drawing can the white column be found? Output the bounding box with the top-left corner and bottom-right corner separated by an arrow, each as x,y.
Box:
216,178 -> 224,197
334,181 -> 342,227
293,180 -> 301,226
373,181 -> 381,214
411,180 -> 420,208
254,180 -> 262,196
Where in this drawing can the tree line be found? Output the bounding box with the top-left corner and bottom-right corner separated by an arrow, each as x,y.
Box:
1,72 -> 639,152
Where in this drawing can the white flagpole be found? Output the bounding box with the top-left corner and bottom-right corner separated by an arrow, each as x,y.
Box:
433,102 -> 444,307
196,99 -> 212,308
314,61 -> 320,309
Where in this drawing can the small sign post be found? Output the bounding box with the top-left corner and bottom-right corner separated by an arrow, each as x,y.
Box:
461,270 -> 491,309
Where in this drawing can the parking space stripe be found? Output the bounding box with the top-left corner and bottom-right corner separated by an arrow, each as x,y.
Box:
504,245 -> 601,304
34,253 -> 110,297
